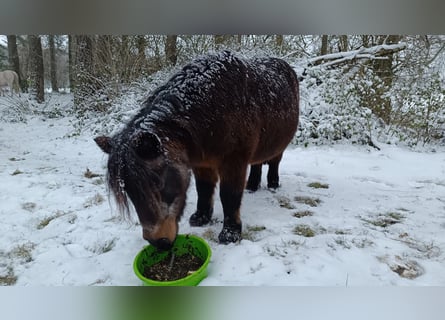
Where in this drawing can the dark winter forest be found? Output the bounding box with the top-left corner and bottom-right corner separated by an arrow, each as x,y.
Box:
1,35 -> 444,147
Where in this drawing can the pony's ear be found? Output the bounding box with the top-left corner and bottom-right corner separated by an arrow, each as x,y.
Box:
94,136 -> 113,154
130,131 -> 163,160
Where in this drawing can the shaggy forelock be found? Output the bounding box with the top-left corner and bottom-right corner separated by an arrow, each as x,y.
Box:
106,144 -> 163,220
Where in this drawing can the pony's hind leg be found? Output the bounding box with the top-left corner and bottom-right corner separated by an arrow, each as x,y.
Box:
189,167 -> 218,226
245,164 -> 262,192
217,161 -> 248,244
266,153 -> 283,189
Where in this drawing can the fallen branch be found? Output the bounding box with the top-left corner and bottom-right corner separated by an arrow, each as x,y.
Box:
306,43 -> 407,69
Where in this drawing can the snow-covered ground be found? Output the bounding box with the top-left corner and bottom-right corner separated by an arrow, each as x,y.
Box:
1,94 -> 445,286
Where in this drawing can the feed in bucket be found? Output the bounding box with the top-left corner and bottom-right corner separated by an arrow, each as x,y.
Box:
133,234 -> 211,286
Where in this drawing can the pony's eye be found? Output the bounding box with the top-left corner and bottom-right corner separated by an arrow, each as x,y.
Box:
160,166 -> 181,205
161,188 -> 176,205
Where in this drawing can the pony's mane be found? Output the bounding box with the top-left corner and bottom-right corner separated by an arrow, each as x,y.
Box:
106,140 -> 162,220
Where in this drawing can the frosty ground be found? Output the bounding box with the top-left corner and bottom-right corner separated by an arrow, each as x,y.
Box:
1,94 -> 445,286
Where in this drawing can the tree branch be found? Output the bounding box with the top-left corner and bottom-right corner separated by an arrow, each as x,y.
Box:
306,43 -> 407,69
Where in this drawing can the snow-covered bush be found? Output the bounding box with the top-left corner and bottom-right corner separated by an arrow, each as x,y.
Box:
294,55 -> 445,148
388,70 -> 445,146
71,69 -> 173,136
0,96 -> 31,123
294,65 -> 385,148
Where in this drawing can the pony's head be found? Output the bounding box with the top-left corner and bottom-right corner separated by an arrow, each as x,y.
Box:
95,130 -> 190,250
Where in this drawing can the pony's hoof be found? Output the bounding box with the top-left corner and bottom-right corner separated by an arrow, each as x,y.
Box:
267,181 -> 280,189
218,226 -> 242,244
245,182 -> 260,192
189,211 -> 211,226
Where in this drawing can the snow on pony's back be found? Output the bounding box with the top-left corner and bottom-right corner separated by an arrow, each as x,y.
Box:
134,50 -> 298,133
135,50 -> 242,129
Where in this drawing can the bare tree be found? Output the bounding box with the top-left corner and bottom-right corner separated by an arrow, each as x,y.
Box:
136,35 -> 148,73
276,35 -> 284,53
73,35 -> 94,107
48,35 -> 59,92
7,35 -> 27,92
371,35 -> 403,123
68,35 -> 75,90
165,35 -> 178,66
214,35 -> 235,49
95,35 -> 114,80
316,35 -> 329,65
339,35 -> 348,52
28,35 -> 44,103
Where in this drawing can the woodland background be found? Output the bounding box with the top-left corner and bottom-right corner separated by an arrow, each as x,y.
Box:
1,35 -> 444,147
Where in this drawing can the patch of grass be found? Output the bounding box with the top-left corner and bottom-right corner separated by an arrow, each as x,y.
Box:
292,210 -> 314,218
37,217 -> 53,229
308,182 -> 329,189
10,242 -> 35,263
246,225 -> 266,232
99,239 -> 116,254
334,229 -> 351,235
362,211 -> 405,228
264,240 -> 302,258
335,236 -> 351,249
293,224 -> 316,237
11,169 -> 23,176
21,202 -> 37,212
387,212 -> 405,221
92,178 -> 105,185
0,267 -> 17,286
87,238 -> 117,255
294,196 -> 321,207
84,168 -> 102,179
37,212 -> 63,229
276,196 -> 296,209
242,225 -> 267,241
352,237 -> 375,249
201,228 -> 218,242
394,233 -> 440,259
379,255 -> 425,280
83,193 -> 105,208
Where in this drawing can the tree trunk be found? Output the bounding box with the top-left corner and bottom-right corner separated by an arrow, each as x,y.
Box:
214,35 -> 233,49
339,35 -> 348,52
28,35 -> 45,103
371,35 -> 403,124
165,35 -> 178,66
136,35 -> 148,74
7,35 -> 27,92
68,35 -> 75,91
48,35 -> 59,92
276,35 -> 284,53
316,35 -> 329,65
96,35 -> 114,79
73,35 -> 94,107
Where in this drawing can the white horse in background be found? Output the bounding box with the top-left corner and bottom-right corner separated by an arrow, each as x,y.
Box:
0,70 -> 21,97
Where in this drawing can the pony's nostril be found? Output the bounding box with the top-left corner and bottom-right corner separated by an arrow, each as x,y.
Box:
155,238 -> 173,251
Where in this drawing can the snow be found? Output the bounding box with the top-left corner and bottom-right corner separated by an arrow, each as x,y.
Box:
1,93 -> 445,286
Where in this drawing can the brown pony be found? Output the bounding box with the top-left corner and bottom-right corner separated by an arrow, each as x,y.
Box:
95,51 -> 299,250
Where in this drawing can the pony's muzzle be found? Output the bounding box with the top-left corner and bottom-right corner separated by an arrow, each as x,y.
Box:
142,222 -> 177,251
148,238 -> 173,251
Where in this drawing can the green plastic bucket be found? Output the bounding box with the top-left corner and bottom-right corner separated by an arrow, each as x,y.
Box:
133,234 -> 211,286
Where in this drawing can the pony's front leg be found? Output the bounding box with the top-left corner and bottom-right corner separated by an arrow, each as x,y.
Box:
189,167 -> 218,227
217,162 -> 247,244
